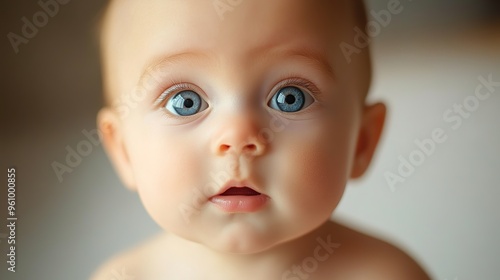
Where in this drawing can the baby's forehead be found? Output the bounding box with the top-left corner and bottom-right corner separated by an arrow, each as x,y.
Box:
101,0 -> 368,103
105,0 -> 351,53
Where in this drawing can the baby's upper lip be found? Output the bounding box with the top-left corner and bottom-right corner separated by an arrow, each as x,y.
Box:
212,179 -> 264,197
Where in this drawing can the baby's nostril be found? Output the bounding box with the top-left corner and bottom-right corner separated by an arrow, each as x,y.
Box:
220,144 -> 230,152
245,144 -> 256,151
218,143 -> 258,154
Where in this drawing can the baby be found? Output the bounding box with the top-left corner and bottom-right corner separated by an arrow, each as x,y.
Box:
93,0 -> 430,279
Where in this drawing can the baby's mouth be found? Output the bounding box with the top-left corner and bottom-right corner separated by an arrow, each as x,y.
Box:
210,185 -> 268,213
219,187 -> 261,196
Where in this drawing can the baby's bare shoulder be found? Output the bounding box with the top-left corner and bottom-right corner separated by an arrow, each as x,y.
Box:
90,234 -> 165,280
325,221 -> 431,279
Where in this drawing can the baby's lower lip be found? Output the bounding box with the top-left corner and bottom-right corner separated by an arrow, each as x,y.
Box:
209,195 -> 269,213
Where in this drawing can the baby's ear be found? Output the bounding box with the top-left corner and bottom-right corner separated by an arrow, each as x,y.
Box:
350,102 -> 386,179
97,108 -> 137,191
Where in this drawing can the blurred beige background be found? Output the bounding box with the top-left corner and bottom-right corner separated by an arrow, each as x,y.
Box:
1,0 -> 499,279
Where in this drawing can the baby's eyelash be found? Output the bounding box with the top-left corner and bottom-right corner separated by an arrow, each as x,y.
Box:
154,82 -> 194,106
278,78 -> 322,99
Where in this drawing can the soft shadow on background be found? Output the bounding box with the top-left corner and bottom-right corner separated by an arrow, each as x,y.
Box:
1,0 -> 499,279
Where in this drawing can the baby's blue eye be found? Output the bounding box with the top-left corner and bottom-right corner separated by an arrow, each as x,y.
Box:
165,90 -> 208,116
269,86 -> 307,112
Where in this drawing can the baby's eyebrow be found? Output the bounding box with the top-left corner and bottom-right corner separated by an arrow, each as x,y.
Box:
138,51 -> 209,86
137,46 -> 335,89
247,39 -> 336,79
272,48 -> 336,79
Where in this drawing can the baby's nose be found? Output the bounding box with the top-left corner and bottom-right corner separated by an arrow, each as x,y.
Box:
211,115 -> 266,157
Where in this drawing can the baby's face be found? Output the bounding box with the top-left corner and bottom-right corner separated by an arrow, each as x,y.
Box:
101,0 -> 371,254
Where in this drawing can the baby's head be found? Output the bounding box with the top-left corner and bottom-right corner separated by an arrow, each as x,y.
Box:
98,0 -> 385,254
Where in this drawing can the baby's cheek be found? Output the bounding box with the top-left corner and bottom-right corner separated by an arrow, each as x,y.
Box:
292,148 -> 345,211
131,134 -> 204,229
276,125 -> 350,217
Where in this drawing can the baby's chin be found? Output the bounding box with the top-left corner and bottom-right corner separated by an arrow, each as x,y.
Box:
164,224 -> 276,255
175,223 -> 314,256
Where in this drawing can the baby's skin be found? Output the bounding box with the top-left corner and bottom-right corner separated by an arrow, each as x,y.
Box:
93,0 -> 430,279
